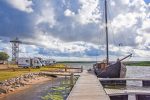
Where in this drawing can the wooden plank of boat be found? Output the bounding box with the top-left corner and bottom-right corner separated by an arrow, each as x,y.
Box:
67,70 -> 110,100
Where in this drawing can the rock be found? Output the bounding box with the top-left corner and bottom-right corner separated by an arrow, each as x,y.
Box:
15,84 -> 20,88
0,86 -> 9,93
5,81 -> 10,86
9,88 -> 15,92
0,92 -> 4,95
0,72 -> 45,94
24,79 -> 29,82
0,88 -> 7,93
20,81 -> 27,85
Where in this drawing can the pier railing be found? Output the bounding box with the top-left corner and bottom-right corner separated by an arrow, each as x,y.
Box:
99,78 -> 150,87
99,78 -> 150,100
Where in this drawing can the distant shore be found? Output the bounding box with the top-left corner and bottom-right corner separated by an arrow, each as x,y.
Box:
124,61 -> 150,66
58,61 -> 150,66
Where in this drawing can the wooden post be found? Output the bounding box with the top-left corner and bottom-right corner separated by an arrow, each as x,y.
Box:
28,67 -> 31,72
12,67 -> 15,72
81,66 -> 83,72
65,67 -> 67,72
7,60 -> 9,68
142,80 -> 150,87
70,73 -> 74,88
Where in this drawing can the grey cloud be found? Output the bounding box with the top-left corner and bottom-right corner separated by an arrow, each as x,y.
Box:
0,1 -> 35,40
0,0 -> 150,52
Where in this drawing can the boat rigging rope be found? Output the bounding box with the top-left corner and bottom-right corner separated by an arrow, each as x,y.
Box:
106,0 -> 133,57
98,0 -> 133,60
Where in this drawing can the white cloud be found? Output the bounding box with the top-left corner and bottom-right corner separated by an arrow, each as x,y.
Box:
6,0 -> 33,13
135,36 -> 144,44
137,18 -> 150,47
122,0 -> 129,5
76,0 -> 100,24
23,0 -> 150,59
1,0 -> 150,60
0,41 -> 11,59
64,9 -> 75,16
35,1 -> 56,28
112,13 -> 138,33
134,49 -> 150,57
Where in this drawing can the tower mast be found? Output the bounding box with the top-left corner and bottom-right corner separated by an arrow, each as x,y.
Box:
105,0 -> 109,65
10,37 -> 21,62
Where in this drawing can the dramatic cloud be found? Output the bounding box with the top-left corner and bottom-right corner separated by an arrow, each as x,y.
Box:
0,0 -> 150,61
5,0 -> 33,13
76,0 -> 101,24
64,9 -> 75,16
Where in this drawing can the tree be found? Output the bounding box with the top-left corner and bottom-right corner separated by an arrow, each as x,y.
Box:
0,52 -> 9,61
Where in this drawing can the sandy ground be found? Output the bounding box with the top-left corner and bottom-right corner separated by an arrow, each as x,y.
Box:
0,76 -> 52,98
0,64 -> 18,69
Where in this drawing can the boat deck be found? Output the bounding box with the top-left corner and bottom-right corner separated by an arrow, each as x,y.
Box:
67,70 -> 110,100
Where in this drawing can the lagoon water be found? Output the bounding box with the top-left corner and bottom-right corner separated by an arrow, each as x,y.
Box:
1,63 -> 150,100
65,63 -> 150,78
67,63 -> 150,86
0,78 -> 64,100
66,63 -> 150,87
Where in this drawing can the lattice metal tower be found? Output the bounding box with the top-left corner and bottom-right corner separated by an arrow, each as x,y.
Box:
10,37 -> 22,61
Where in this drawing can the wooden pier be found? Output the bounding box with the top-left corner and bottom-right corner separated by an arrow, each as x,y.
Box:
105,88 -> 150,96
99,78 -> 150,100
67,70 -> 110,100
41,72 -> 81,76
99,78 -> 150,87
99,78 -> 150,81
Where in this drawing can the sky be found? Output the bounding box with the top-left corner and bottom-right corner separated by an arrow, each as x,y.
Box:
0,0 -> 150,61
145,0 -> 150,3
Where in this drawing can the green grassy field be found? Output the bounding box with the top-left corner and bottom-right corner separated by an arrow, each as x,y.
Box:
124,61 -> 150,66
0,64 -> 66,81
58,61 -> 150,66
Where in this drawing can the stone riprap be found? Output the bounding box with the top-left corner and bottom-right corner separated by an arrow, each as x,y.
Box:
0,72 -> 46,94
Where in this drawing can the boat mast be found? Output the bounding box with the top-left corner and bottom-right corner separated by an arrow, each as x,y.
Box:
105,0 -> 109,65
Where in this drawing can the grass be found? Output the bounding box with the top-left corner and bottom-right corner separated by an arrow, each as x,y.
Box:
41,77 -> 79,100
0,71 -> 29,81
124,61 -> 150,66
41,93 -> 64,100
0,64 -> 66,81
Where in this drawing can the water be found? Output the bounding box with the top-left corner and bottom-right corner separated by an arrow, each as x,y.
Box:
65,62 -> 94,70
0,78 -> 64,100
126,66 -> 150,86
66,63 -> 150,100
65,63 -> 150,78
66,63 -> 150,86
41,76 -> 78,100
1,63 -> 150,100
0,76 -> 78,100
126,66 -> 150,78
68,63 -> 150,85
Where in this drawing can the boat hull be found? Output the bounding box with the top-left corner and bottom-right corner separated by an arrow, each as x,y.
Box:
94,61 -> 126,78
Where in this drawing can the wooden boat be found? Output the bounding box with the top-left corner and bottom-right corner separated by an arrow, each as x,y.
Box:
93,54 -> 132,78
93,0 -> 132,78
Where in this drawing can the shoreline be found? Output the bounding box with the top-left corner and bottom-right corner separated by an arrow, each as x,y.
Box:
0,76 -> 52,99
